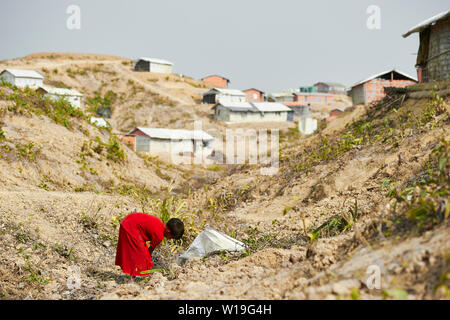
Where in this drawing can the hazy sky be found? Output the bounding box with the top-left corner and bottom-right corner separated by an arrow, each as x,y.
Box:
1,0 -> 448,92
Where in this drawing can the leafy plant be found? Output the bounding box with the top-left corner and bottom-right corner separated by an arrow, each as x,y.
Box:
139,268 -> 164,275
382,139 -> 449,233
16,142 -> 41,162
53,243 -> 74,260
105,134 -> 125,162
152,192 -> 186,224
382,288 -> 408,300
308,199 -> 360,242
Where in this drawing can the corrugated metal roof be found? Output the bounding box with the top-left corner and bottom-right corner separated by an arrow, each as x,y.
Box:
202,88 -> 247,96
39,85 -> 83,96
214,102 -> 291,113
351,68 -> 417,88
137,57 -> 174,65
130,127 -> 214,141
253,102 -> 291,112
213,102 -> 256,112
1,69 -> 44,79
403,11 -> 450,38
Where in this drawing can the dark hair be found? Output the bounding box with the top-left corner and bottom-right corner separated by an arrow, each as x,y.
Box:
166,218 -> 184,240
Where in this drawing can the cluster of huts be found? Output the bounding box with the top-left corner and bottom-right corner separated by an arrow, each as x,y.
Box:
348,11 -> 450,103
0,69 -> 108,128
0,69 -> 84,108
0,11 -> 447,161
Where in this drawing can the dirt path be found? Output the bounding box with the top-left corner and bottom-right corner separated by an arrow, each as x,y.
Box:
100,223 -> 449,300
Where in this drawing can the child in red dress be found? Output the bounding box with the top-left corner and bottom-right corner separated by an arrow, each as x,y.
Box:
115,213 -> 184,281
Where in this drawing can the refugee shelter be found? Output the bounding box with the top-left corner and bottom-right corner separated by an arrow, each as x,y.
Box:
212,102 -> 292,123
0,69 -> 44,88
37,85 -> 83,108
202,88 -> 247,104
348,69 -> 417,105
402,11 -> 450,82
244,88 -> 265,102
292,92 -> 336,106
288,105 -> 311,117
327,108 -> 345,122
299,86 -> 317,93
314,82 -> 347,94
124,127 -> 214,156
266,91 -> 295,103
134,57 -> 173,74
201,75 -> 230,88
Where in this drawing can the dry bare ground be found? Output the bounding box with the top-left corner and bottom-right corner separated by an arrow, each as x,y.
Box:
0,53 -> 448,300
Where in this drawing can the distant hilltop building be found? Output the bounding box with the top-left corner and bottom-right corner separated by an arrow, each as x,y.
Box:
290,92 -> 336,106
37,85 -> 83,108
299,86 -> 317,93
212,102 -> 292,123
403,11 -> 450,83
201,75 -> 230,88
123,127 -> 214,156
134,57 -> 173,74
348,68 -> 417,106
0,69 -> 44,88
243,88 -> 265,102
202,88 -> 247,104
266,91 -> 296,103
327,108 -> 345,122
313,82 -> 347,94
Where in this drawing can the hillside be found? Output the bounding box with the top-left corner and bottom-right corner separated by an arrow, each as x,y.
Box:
0,53 -> 448,300
0,74 -> 227,299
1,53 -> 305,136
101,81 -> 450,300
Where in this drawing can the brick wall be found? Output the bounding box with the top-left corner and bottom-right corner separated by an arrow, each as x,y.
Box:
121,129 -> 148,152
294,93 -> 335,105
122,136 -> 135,151
244,89 -> 264,102
364,79 -> 416,104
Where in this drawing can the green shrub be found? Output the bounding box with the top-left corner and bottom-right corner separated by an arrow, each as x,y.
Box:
16,142 -> 41,162
106,134 -> 125,162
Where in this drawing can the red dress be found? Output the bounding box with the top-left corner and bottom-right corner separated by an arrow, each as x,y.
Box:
115,213 -> 165,276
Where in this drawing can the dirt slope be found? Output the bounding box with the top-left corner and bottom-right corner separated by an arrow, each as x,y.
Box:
101,81 -> 450,300
0,53 -> 448,300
